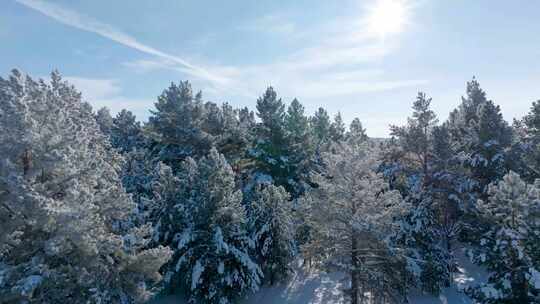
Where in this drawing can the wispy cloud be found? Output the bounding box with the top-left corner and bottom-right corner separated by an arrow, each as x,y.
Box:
125,2 -> 424,103
19,0 -> 425,136
212,2 -> 424,100
63,77 -> 120,101
15,0 -> 229,86
64,76 -> 152,118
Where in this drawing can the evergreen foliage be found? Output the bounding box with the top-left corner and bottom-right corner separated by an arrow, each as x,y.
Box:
4,68 -> 540,304
155,148 -> 262,304
469,172 -> 540,303
0,70 -> 171,303
303,141 -> 408,304
247,184 -> 295,285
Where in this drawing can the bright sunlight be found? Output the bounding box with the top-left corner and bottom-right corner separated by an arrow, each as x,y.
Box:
366,0 -> 409,39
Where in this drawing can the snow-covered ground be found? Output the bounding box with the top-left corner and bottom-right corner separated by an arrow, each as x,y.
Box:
408,246 -> 488,304
151,262 -> 346,304
240,263 -> 346,304
152,246 -> 488,304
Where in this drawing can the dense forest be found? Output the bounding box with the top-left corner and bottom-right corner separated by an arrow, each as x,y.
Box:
2,69 -> 540,303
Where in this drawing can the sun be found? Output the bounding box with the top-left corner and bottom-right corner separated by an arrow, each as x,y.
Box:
366,0 -> 409,39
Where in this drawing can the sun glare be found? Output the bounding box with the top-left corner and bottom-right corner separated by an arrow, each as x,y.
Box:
366,0 -> 409,39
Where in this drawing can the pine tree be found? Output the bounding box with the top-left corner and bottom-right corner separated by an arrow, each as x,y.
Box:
239,106 -> 256,129
147,81 -> 212,169
432,125 -> 453,170
156,148 -> 262,303
212,103 -> 253,163
247,184 -> 295,285
310,107 -> 331,147
473,100 -> 512,188
283,98 -> 315,197
111,109 -> 144,153
251,87 -> 291,193
385,93 -> 455,295
447,78 -> 512,197
0,70 -> 171,303
347,118 -> 368,144
95,106 -> 114,137
329,112 -> 346,142
447,77 -> 489,146
233,106 -> 257,179
514,100 -> 540,181
149,161 -> 185,244
393,194 -> 452,295
121,149 -> 174,226
430,124 -> 465,252
255,87 -> 285,139
304,142 -> 407,304
469,171 -> 540,303
285,99 -> 310,142
523,100 -> 540,138
390,92 -> 438,183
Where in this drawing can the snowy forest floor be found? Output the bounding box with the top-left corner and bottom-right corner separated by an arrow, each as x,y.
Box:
408,245 -> 488,304
152,245 -> 488,304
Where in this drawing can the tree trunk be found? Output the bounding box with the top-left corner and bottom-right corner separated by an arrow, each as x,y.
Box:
22,148 -> 32,177
351,234 -> 359,304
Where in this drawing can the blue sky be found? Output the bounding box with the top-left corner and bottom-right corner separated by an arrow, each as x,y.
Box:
2,0 -> 540,137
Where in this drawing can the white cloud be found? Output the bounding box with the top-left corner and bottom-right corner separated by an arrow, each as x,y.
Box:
64,76 -> 151,118
64,77 -> 120,101
90,97 -> 152,118
15,0 -> 229,86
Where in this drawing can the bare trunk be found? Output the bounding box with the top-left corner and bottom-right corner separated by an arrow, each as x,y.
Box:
422,151 -> 429,187
351,234 -> 359,304
22,148 -> 32,177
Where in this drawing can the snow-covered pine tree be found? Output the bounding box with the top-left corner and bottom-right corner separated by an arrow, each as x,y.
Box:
431,124 -> 467,252
251,87 -> 294,194
310,107 -> 331,148
347,118 -> 368,144
474,100 -> 513,187
107,110 -> 150,225
522,100 -> 540,138
121,149 -> 179,227
232,106 -> 257,185
441,78 -> 514,253
149,161 -> 186,246
329,112 -> 346,142
111,109 -> 144,153
392,193 -> 452,295
212,102 -> 253,164
95,106 -> 114,137
304,141 -> 408,304
156,148 -> 262,304
389,92 -> 438,183
469,171 -> 540,303
283,98 -> 315,198
385,92 -> 452,295
247,184 -> 295,285
0,70 -> 171,303
146,81 -> 212,169
447,78 -> 513,198
282,98 -> 316,250
511,100 -> 540,182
